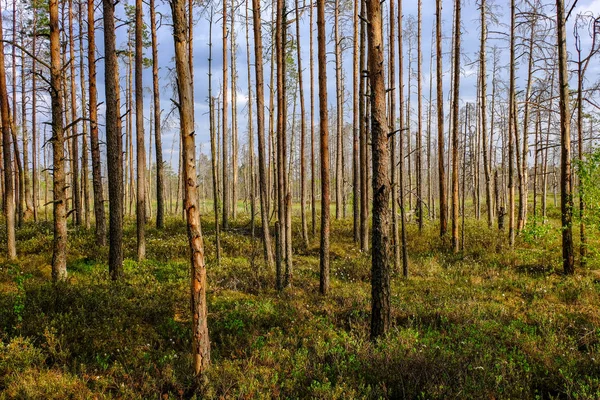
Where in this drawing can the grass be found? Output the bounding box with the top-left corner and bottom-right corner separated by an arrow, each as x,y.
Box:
1,210 -> 600,399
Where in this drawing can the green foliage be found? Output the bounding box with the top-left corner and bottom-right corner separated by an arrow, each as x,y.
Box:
580,148 -> 600,231
0,213 -> 600,398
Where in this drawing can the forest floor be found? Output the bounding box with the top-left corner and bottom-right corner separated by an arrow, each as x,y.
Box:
1,208 -> 600,399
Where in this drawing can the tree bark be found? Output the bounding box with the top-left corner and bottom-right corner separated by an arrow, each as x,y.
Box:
436,0 -> 447,238
317,0 -> 330,295
222,0 -> 229,230
353,0 -> 360,243
416,0 -> 423,231
50,0 -> 67,280
150,0 -> 165,229
68,0 -> 81,227
334,0 -> 342,221
78,1 -> 91,229
479,0 -> 493,228
310,0 -> 316,237
104,0 -> 124,279
170,0 -> 211,373
360,0 -> 369,252
0,0 -> 16,260
556,0 -> 574,274
251,0 -> 275,269
135,0 -> 146,260
295,0 -> 309,248
367,0 -> 391,339
398,0 -> 408,277
508,0 -> 516,248
88,0 -> 106,245
451,0 -> 461,253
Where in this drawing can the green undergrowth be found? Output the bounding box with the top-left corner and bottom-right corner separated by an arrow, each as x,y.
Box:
1,213 -> 600,399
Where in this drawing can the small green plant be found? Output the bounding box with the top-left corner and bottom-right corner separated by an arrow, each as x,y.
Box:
521,217 -> 553,244
579,147 -> 600,231
8,265 -> 32,328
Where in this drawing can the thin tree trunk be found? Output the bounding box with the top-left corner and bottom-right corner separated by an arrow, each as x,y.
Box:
295,0 -> 309,248
88,0 -> 106,245
68,0 -> 81,227
251,0 -> 275,269
32,9 -> 38,222
310,0 -> 316,237
135,0 -> 146,260
50,0 -> 67,280
360,0 -> 369,251
353,0 -> 360,243
222,0 -> 229,229
480,0 -> 493,228
78,2 -> 90,229
170,0 -> 211,373
416,0 -> 423,231
556,0 -> 574,274
0,1 -> 16,260
451,0 -> 461,253
104,0 -> 124,279
389,0 -> 399,271
518,20 -> 536,232
231,4 -> 238,220
508,0 -> 516,247
334,0 -> 342,220
245,1 -> 256,237
317,0 -> 330,295
398,0 -> 408,277
150,0 -> 165,229
367,0 -> 391,340
436,0 -> 447,238
20,25 -> 33,221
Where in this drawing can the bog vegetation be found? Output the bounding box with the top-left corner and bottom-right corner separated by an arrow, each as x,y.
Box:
1,209 -> 600,398
1,0 -> 600,397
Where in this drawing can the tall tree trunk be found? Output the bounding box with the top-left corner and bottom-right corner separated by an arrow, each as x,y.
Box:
68,0 -> 81,226
508,0 -> 516,247
480,0 -> 493,228
352,0 -> 360,243
88,0 -> 106,245
150,0 -> 165,229
367,0 -> 391,340
170,0 -> 211,373
245,1 -> 255,237
31,9 -> 38,222
251,0 -> 275,269
334,0 -> 342,220
389,0 -> 399,271
104,0 -> 124,279
360,0 -> 369,251
12,0 -> 23,227
208,14 -> 221,263
556,0 -> 574,274
451,0 -> 461,253
436,0 -> 447,238
50,0 -> 67,280
231,4 -> 238,221
518,19 -> 536,232
135,0 -> 146,260
222,0 -> 229,230
295,0 -> 309,248
416,0 -> 423,231
317,0 -> 330,295
0,1 -> 16,260
20,24 -> 33,221
398,0 -> 408,277
310,0 -> 316,237
78,2 -> 90,229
